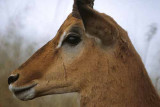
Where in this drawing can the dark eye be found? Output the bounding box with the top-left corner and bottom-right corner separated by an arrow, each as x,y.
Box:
64,33 -> 81,46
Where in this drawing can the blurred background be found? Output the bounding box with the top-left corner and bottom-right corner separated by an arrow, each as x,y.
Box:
0,0 -> 160,107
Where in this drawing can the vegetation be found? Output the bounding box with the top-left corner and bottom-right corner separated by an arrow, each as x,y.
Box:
0,27 -> 78,107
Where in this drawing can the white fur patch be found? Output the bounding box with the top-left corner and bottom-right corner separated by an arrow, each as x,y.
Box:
56,32 -> 66,49
9,84 -> 13,92
17,88 -> 35,101
9,84 -> 36,100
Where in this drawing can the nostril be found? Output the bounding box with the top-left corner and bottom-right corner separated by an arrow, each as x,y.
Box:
8,74 -> 19,85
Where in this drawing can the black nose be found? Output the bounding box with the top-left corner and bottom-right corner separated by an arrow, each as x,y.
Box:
8,74 -> 19,85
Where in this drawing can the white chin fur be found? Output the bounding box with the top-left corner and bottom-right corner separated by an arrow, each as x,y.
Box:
9,84 -> 36,101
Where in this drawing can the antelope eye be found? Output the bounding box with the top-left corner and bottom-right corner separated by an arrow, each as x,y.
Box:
64,33 -> 81,46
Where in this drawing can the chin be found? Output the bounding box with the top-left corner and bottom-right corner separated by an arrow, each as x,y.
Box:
9,84 -> 37,101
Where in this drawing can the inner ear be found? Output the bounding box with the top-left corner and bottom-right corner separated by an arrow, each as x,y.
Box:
76,0 -> 119,46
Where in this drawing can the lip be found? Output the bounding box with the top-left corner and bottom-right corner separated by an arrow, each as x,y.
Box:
9,83 -> 37,100
12,84 -> 37,94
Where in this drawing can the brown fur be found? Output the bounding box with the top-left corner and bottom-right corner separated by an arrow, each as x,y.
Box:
9,0 -> 160,107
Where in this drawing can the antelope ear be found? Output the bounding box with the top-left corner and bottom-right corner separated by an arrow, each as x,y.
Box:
72,0 -> 94,19
76,0 -> 118,46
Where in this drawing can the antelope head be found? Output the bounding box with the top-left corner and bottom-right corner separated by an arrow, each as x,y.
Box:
8,0 -> 146,104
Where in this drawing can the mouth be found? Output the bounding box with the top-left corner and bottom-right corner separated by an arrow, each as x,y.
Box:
9,83 -> 37,101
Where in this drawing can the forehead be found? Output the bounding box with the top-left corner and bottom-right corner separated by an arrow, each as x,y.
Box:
52,14 -> 83,48
56,14 -> 83,37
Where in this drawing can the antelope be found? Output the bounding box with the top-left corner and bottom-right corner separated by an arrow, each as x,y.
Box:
8,0 -> 160,106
